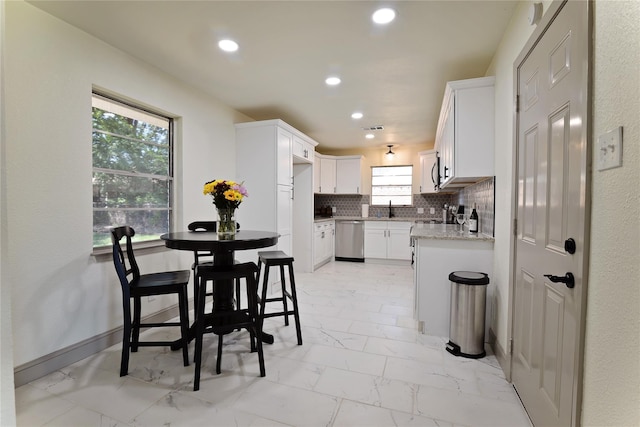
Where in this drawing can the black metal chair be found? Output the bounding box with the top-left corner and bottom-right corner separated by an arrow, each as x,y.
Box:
256,250 -> 303,345
193,262 -> 265,391
110,226 -> 190,377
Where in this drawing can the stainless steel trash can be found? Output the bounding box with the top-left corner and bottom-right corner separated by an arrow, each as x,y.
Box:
446,271 -> 489,358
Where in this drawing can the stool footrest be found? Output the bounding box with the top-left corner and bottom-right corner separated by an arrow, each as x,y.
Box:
262,310 -> 297,319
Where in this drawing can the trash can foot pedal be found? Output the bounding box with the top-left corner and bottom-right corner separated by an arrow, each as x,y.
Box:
446,340 -> 485,359
446,341 -> 460,355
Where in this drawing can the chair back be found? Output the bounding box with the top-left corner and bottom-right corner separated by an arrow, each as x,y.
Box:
111,226 -> 140,296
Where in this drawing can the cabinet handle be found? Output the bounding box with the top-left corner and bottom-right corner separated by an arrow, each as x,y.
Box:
444,166 -> 449,179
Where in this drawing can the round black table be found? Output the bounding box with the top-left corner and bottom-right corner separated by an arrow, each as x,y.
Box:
161,230 -> 279,346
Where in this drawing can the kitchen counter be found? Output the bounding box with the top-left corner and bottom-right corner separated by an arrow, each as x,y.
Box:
315,216 -> 444,223
410,223 -> 494,241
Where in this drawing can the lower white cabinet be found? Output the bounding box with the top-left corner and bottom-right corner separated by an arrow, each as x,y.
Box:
364,221 -> 411,261
314,220 -> 334,268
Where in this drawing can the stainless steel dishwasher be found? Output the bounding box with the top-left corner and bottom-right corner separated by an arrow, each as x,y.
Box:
335,220 -> 365,262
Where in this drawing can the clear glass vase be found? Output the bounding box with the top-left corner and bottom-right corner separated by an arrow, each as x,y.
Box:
216,207 -> 236,239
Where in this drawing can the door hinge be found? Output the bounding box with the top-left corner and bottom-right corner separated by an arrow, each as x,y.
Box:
515,95 -> 520,113
513,218 -> 518,236
509,338 -> 514,355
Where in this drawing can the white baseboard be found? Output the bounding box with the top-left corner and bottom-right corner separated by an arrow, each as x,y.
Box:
13,304 -> 181,387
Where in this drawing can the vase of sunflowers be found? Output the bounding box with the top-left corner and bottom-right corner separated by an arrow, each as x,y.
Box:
203,179 -> 248,239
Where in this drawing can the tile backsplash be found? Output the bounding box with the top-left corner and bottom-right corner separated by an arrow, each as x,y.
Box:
314,176 -> 495,236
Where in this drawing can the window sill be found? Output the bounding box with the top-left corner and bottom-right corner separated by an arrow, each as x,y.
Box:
92,239 -> 168,261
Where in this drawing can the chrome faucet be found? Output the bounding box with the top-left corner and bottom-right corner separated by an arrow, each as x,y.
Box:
388,200 -> 395,218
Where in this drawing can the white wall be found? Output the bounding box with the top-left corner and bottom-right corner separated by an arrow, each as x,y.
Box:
1,0 -> 17,424
5,1 -> 251,367
489,1 -> 640,425
584,1 -> 640,424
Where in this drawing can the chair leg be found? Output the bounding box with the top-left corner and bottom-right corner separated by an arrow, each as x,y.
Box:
178,290 -> 190,367
288,264 -> 303,345
247,273 -> 265,377
216,334 -> 223,375
279,264 -> 289,326
259,265 -> 270,334
194,275 -> 207,391
120,300 -> 132,377
132,296 -> 142,352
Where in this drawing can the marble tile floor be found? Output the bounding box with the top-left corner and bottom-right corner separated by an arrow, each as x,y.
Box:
15,261 -> 532,427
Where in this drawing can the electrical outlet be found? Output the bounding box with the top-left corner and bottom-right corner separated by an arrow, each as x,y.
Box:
430,207 -> 435,215
597,126 -> 623,171
417,207 -> 424,214
331,206 -> 337,213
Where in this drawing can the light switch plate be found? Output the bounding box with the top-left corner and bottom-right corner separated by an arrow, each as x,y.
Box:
597,126 -> 623,171
417,207 -> 424,214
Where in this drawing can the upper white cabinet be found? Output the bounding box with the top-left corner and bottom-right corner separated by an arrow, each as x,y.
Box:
418,150 -> 438,194
277,126 -> 293,186
314,154 -> 364,194
336,156 -> 363,194
293,134 -> 314,164
319,156 -> 336,194
435,76 -> 495,189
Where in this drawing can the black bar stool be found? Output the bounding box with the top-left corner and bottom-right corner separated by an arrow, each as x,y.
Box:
193,262 -> 265,391
256,251 -> 302,345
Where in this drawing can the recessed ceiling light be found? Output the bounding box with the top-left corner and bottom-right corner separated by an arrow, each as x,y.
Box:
218,39 -> 239,52
372,8 -> 396,25
351,112 -> 364,119
325,76 -> 341,86
365,133 -> 375,139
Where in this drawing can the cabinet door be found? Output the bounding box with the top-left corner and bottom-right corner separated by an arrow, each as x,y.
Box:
313,225 -> 323,265
313,153 -> 321,193
335,158 -> 361,194
364,222 -> 387,259
319,157 -> 336,194
419,151 -> 437,193
277,127 -> 293,186
277,185 -> 292,237
293,134 -> 313,162
441,98 -> 454,186
387,223 -> 411,260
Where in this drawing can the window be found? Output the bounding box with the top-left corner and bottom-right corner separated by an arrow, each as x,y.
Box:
92,93 -> 173,248
371,165 -> 413,206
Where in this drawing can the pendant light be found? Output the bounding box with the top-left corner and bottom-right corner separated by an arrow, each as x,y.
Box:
385,145 -> 395,158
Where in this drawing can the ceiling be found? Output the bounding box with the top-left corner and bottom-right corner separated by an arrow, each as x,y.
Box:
29,0 -> 519,151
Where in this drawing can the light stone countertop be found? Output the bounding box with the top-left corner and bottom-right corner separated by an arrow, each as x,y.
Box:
410,222 -> 495,242
315,216 -> 438,223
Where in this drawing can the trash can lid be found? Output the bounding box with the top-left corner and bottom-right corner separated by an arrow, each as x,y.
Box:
449,271 -> 489,285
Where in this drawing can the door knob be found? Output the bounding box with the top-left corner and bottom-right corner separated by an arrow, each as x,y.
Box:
544,272 -> 575,289
564,238 -> 576,254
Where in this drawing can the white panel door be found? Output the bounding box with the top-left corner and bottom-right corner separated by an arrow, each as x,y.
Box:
512,2 -> 589,426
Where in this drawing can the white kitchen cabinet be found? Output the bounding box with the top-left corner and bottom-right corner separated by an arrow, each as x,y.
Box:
336,156 -> 363,194
319,156 -> 336,194
414,236 -> 493,337
419,150 -> 438,194
235,119 -> 317,274
435,76 -> 495,189
364,221 -> 411,261
276,126 -> 293,186
313,153 -> 322,193
313,220 -> 334,269
293,134 -> 314,163
314,154 -> 364,194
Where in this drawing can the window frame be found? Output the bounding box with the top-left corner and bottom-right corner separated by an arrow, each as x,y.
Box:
91,92 -> 174,252
370,164 -> 414,207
